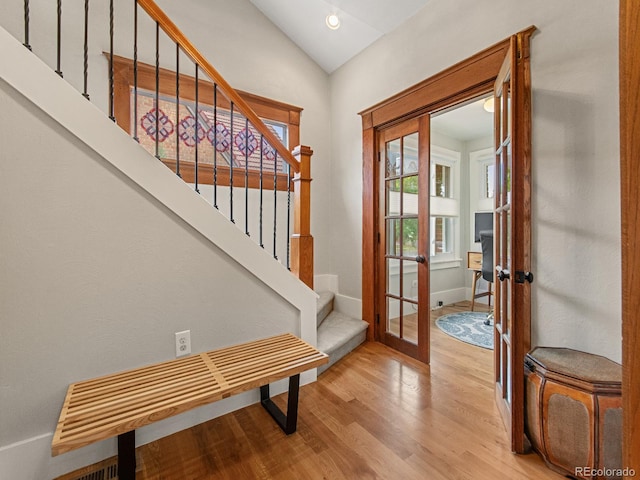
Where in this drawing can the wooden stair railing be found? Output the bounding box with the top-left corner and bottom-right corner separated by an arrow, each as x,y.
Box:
16,0 -> 314,288
291,146 -> 314,288
137,0 -> 313,289
137,0 -> 298,174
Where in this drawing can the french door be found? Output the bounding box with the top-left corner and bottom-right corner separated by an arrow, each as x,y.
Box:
493,35 -> 533,453
377,117 -> 430,363
362,28 -> 534,453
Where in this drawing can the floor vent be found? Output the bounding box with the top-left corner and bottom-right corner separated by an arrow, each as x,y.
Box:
75,463 -> 118,480
54,458 -> 119,480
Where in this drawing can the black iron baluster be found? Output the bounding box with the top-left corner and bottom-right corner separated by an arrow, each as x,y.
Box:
213,85 -> 218,209
132,0 -> 139,142
108,0 -> 115,121
229,102 -> 235,223
244,118 -> 250,236
259,135 -> 264,248
55,0 -> 62,77
154,21 -> 160,159
286,162 -> 291,270
23,0 -> 31,50
82,0 -> 89,100
175,44 -> 180,177
194,64 -> 199,193
273,152 -> 278,260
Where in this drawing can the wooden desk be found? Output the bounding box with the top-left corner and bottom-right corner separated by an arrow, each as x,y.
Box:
468,251 -> 492,311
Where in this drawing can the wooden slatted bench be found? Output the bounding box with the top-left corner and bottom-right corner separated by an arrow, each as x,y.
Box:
52,333 -> 328,480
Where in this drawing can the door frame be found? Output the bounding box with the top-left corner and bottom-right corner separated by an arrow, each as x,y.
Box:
620,0 -> 640,474
359,26 -> 535,453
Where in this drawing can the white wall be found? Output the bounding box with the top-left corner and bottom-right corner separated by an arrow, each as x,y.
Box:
0,75 -> 297,478
0,4 -> 623,470
0,12 -> 319,479
329,0 -> 621,361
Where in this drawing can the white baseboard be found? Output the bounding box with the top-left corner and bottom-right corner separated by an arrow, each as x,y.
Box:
0,373 -> 313,480
0,431 -> 115,480
431,287 -> 467,308
314,276 -> 475,317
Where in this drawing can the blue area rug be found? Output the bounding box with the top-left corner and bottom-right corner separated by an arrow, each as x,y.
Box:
435,311 -> 493,349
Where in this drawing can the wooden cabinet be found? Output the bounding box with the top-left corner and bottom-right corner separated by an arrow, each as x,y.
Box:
525,347 -> 622,479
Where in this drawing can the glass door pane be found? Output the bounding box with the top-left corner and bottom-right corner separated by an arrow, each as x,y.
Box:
379,122 -> 428,361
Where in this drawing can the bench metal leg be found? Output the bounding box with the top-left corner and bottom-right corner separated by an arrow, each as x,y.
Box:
118,430 -> 136,480
260,374 -> 300,434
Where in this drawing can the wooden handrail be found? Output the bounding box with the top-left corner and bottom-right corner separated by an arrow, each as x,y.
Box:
137,0 -> 300,174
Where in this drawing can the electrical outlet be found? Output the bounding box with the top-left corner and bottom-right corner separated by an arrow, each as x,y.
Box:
438,300 -> 443,307
175,330 -> 191,357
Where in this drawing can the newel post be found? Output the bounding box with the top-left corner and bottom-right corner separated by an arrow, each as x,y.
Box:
291,145 -> 314,289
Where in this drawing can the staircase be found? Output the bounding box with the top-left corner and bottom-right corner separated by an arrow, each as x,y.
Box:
3,0 -> 370,373
316,292 -> 368,374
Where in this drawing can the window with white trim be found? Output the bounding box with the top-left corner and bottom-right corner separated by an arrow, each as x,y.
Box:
430,146 -> 460,266
469,147 -> 495,249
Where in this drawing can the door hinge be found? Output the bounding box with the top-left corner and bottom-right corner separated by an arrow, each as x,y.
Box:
377,151 -> 381,162
377,232 -> 381,243
376,314 -> 380,325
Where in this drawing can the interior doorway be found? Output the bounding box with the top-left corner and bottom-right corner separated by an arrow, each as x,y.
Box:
360,27 -> 535,453
374,96 -> 497,365
427,95 -> 496,372
429,96 -> 495,314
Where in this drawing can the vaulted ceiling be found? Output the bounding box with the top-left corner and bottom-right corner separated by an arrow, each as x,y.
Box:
248,0 -> 493,141
249,0 -> 432,74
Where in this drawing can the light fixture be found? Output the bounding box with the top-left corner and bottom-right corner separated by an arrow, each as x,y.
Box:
483,97 -> 495,113
326,14 -> 340,30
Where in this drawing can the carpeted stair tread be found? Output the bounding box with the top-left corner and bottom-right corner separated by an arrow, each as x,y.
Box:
316,291 -> 334,328
317,311 -> 368,374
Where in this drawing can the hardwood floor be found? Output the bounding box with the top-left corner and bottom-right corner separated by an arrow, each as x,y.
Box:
61,301 -> 562,479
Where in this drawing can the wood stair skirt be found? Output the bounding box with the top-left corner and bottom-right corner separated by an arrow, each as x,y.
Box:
316,291 -> 368,374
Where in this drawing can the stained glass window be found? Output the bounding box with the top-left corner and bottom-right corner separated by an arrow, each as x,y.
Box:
132,88 -> 288,174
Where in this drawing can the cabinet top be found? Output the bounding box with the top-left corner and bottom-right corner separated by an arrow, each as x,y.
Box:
527,347 -> 621,385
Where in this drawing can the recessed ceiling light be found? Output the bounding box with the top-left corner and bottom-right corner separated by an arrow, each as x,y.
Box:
483,97 -> 494,113
326,14 -> 340,30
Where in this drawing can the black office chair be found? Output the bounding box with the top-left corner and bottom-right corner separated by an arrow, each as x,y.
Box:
479,230 -> 494,325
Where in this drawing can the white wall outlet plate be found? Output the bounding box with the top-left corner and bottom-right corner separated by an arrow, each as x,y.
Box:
175,330 -> 191,357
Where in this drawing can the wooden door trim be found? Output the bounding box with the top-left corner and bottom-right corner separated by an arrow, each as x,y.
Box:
511,29 -> 534,454
360,26 -> 534,344
417,115 -> 431,362
620,0 -> 640,475
359,32 -> 525,129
